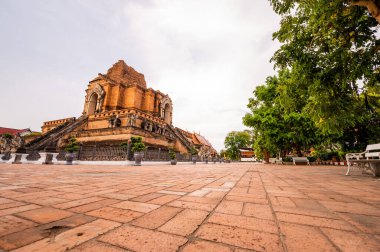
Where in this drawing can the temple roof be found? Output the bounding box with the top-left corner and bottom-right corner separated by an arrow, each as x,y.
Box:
105,60 -> 147,88
0,127 -> 31,136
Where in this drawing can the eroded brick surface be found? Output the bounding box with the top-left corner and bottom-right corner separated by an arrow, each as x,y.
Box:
98,225 -> 187,252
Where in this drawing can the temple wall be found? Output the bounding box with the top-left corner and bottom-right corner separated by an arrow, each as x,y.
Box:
124,87 -> 136,108
41,117 -> 76,134
133,87 -> 144,109
143,89 -> 155,113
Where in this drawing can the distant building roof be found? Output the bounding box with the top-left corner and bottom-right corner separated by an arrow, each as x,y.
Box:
176,127 -> 216,153
239,148 -> 254,152
0,127 -> 32,136
194,133 -> 212,147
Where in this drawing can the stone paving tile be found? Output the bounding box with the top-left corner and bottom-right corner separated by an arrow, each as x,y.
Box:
158,209 -> 209,236
130,192 -> 164,202
13,219 -> 121,252
215,200 -> 243,215
98,225 -> 188,252
69,240 -> 128,252
225,195 -> 268,204
337,213 -> 380,234
272,205 -> 340,219
87,206 -> 144,223
276,212 -> 358,231
321,228 -> 379,252
179,195 -> 220,205
319,201 -> 380,217
276,197 -> 297,207
0,163 -> 379,251
182,240 -> 233,252
0,214 -> 96,250
0,198 -> 14,204
53,196 -> 105,209
55,193 -> 89,200
158,190 -> 187,196
112,200 -> 160,213
195,223 -> 283,251
187,189 -> 210,197
242,203 -> 274,220
205,191 -> 227,199
167,200 -> 216,211
280,222 -> 337,252
0,204 -> 41,217
147,194 -> 181,205
15,207 -> 74,224
207,212 -> 278,234
0,215 -> 37,237
68,199 -> 120,213
23,197 -> 70,206
131,206 -> 183,229
0,201 -> 26,210
291,198 -> 327,211
101,192 -> 136,201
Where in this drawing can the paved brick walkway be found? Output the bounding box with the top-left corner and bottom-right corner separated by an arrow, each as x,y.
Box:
0,163 -> 379,251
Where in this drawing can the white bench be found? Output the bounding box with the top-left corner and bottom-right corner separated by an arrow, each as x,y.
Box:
293,157 -> 310,165
269,158 -> 277,164
345,143 -> 380,176
275,158 -> 283,164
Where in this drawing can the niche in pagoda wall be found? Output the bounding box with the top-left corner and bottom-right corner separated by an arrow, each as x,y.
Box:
160,96 -> 173,125
83,83 -> 105,115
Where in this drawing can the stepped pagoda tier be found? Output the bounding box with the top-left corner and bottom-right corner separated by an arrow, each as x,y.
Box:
30,60 -> 216,156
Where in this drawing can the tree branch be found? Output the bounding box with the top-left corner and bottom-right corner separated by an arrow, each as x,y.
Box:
351,0 -> 380,24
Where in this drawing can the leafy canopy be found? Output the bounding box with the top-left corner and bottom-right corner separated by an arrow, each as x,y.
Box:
269,0 -> 380,136
243,70 -> 322,158
224,130 -> 253,160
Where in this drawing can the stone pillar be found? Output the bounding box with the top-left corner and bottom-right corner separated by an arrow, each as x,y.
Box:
20,154 -> 28,164
52,153 -> 59,164
127,141 -> 132,161
38,152 -> 48,164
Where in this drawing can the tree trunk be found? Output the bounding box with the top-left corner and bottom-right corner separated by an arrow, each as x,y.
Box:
264,150 -> 270,163
352,0 -> 380,24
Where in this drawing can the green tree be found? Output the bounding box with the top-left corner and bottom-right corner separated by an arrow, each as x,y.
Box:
224,131 -> 253,160
243,71 -> 323,160
269,0 -> 380,137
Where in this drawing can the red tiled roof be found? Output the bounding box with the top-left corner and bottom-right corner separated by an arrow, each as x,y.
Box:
0,127 -> 30,136
194,133 -> 212,147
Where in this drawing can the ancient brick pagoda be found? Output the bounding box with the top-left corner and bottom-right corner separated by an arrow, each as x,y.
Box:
27,60 -> 216,157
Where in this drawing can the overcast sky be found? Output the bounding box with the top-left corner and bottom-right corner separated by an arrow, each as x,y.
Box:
0,0 -> 281,151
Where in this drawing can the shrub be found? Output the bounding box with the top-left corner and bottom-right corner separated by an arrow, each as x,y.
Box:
2,133 -> 13,139
168,148 -> 176,160
282,156 -> 293,162
307,156 -> 316,162
337,150 -> 346,160
120,142 -> 128,148
130,137 -> 145,153
65,138 -> 79,153
190,148 -> 198,156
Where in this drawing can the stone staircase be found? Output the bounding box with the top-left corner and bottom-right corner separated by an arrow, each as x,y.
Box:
167,125 -> 193,151
25,116 -> 88,151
